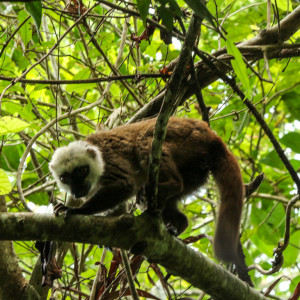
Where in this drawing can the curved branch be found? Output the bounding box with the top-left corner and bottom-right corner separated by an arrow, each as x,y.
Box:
274,194 -> 300,254
240,4 -> 300,45
130,44 -> 300,123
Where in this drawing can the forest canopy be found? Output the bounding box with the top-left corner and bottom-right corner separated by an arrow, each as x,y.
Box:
0,0 -> 300,299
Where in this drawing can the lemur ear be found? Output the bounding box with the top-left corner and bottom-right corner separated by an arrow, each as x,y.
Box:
86,147 -> 97,159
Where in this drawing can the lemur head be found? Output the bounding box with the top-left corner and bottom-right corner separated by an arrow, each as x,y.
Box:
49,141 -> 104,199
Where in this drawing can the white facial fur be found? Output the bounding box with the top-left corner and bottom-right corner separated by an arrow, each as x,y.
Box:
49,141 -> 105,198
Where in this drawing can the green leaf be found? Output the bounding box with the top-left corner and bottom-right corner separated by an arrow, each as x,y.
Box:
12,47 -> 30,70
282,92 -> 300,121
260,150 -> 284,169
17,10 -> 32,47
250,204 -> 285,256
157,6 -> 173,31
25,0 -> 42,38
33,84 -> 48,92
65,83 -> 96,94
137,0 -> 150,26
183,0 -> 216,29
73,69 -> 91,80
0,169 -> 12,195
2,102 -> 36,122
226,39 -> 251,99
99,32 -> 115,51
284,231 -> 300,267
250,226 -> 274,257
272,0 -> 293,11
280,132 -> 300,153
168,0 -> 182,17
290,275 -> 300,294
0,117 -> 29,136
291,159 -> 300,170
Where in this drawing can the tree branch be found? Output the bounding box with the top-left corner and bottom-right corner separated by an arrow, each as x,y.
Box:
147,13 -> 203,209
130,5 -> 300,122
0,197 -> 40,300
0,212 -> 268,300
194,45 -> 300,192
0,73 -> 169,85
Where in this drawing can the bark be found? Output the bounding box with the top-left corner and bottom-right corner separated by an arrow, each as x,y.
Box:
0,197 -> 40,300
0,212 -> 268,300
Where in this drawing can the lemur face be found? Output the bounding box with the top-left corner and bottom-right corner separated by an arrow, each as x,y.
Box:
49,141 -> 105,199
59,165 -> 91,198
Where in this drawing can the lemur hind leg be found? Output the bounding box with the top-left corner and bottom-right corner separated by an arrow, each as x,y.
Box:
142,149 -> 186,234
162,201 -> 188,236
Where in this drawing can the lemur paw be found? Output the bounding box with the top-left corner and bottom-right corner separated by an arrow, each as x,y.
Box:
166,223 -> 178,236
53,203 -> 69,217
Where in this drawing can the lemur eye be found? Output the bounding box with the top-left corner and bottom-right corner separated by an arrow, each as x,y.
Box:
60,173 -> 69,184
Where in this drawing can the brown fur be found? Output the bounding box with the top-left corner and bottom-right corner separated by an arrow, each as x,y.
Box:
57,117 -> 244,262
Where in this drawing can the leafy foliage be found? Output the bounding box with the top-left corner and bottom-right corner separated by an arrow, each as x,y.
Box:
0,0 -> 300,299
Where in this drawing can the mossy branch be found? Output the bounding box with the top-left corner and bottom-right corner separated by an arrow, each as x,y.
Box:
0,212 -> 268,300
147,13 -> 203,210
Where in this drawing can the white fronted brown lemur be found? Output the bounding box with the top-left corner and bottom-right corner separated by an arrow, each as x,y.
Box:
50,117 -> 244,263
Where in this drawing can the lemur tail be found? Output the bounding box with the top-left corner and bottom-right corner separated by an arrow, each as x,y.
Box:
211,150 -> 244,263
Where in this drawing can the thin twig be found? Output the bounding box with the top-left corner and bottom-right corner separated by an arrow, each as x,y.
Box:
0,4 -> 98,111
274,194 -> 300,254
120,249 -> 140,300
0,73 -> 169,85
82,20 -> 144,107
96,0 -> 185,42
90,248 -> 107,300
189,56 -> 210,124
193,48 -> 300,193
0,16 -> 30,59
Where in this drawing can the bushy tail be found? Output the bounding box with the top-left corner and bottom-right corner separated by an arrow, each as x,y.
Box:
212,151 -> 244,263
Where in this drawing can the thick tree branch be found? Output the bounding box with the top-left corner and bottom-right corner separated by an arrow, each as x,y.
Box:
239,5 -> 300,46
0,212 -> 268,300
130,6 -> 300,122
147,13 -> 203,209
129,44 -> 300,123
0,197 -> 40,300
